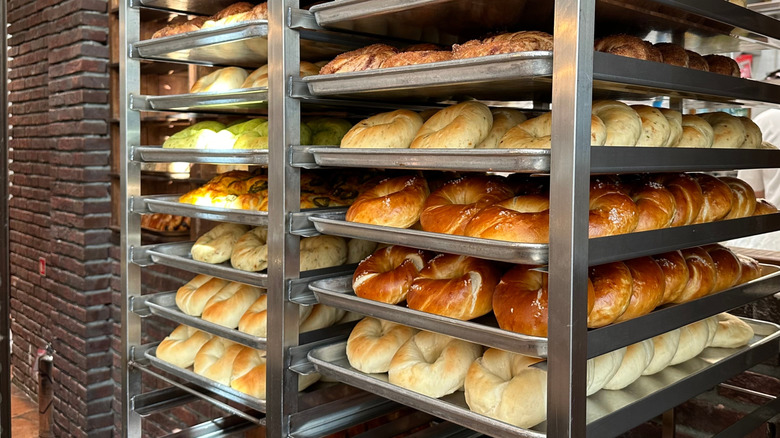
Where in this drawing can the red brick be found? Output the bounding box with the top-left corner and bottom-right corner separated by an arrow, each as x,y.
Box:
49,43 -> 110,64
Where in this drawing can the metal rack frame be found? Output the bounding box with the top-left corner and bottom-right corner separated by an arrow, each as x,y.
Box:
0,0 -> 10,435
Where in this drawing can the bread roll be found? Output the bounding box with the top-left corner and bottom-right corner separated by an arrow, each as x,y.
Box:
201,282 -> 264,328
632,105 -> 671,147
157,325 -> 213,369
341,110 -> 423,149
594,34 -> 660,63
190,67 -> 249,93
720,176 -> 757,219
475,109 -> 527,149
703,244 -> 741,293
700,112 -> 746,149
710,313 -> 753,348
353,245 -> 432,304
410,101 -> 493,149
692,173 -> 733,223
642,329 -> 681,375
299,235 -> 348,271
628,178 -> 676,231
674,247 -> 716,303
230,227 -> 269,271
703,54 -> 740,77
193,337 -> 244,386
588,262 -> 632,328
346,175 -> 430,229
299,304 -> 345,333
738,117 -> 762,149
319,44 -> 398,75
736,254 -> 762,284
602,339 -> 654,390
613,257 -> 665,323
192,223 -> 249,264
346,317 -> 417,374
678,115 -> 714,148
654,173 -> 704,227
587,347 -> 627,395
660,109 -> 683,147
654,43 -> 688,67
652,251 -> 689,304
237,295 -> 312,337
346,239 -> 378,264
686,50 -> 709,71
591,100 -> 642,146
176,275 -> 230,316
669,318 -> 713,365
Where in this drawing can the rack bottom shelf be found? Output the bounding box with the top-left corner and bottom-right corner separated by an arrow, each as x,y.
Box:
308,318 -> 780,438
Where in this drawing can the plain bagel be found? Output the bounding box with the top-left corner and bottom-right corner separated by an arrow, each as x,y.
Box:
410,101 -> 493,149
475,108 -> 527,149
192,223 -> 250,264
340,110 -> 424,149
190,67 -> 249,93
700,112 -> 746,149
591,100 -> 642,146
631,105 -> 671,147
346,317 -> 418,373
497,112 -> 607,148
678,115 -> 714,148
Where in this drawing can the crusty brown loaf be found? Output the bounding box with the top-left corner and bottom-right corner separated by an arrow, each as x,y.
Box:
654,42 -> 688,67
704,54 -> 740,77
319,44 -> 399,75
594,35 -> 660,62
380,50 -> 453,68
452,31 -> 553,60
686,50 -> 709,71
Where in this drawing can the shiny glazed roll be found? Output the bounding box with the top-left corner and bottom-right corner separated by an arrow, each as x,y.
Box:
345,175 -> 430,228
419,175 -> 514,235
346,317 -> 418,374
407,254 -> 502,320
352,245 -> 433,304
692,173 -> 733,223
587,262 -> 633,328
463,195 -> 551,243
720,176 -> 757,219
492,265 -> 595,336
652,250 -> 690,304
410,101 -> 493,149
628,179 -> 677,231
703,244 -> 741,293
736,254 -> 762,284
340,109 -> 424,149
654,173 -> 704,227
673,247 -> 716,303
754,199 -> 779,216
613,257 -> 665,323
588,178 -> 640,237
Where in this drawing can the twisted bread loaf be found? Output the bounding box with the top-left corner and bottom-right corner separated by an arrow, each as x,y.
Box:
703,244 -> 741,293
157,325 -> 212,369
692,173 -> 733,223
588,262 -> 632,328
652,251 -> 689,305
613,257 -> 665,323
192,223 -> 249,264
193,337 -> 244,385
201,282 -> 263,328
176,275 -> 230,316
674,247 -> 717,303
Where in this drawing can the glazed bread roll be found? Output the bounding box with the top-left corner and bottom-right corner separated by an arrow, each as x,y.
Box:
492,265 -> 595,336
407,254 -> 502,320
674,247 -> 716,303
669,318 -> 716,365
591,100 -> 642,146
700,112 -> 746,149
602,339 -> 655,390
464,348 -> 547,428
703,54 -> 740,77
476,109 -> 527,149
353,245 -> 432,304
176,275 -> 230,316
754,199 -> 779,216
341,110 -> 424,149
346,239 -> 378,264
299,235 -> 348,271
192,223 -> 250,264
230,227 -> 269,271
193,337 -> 244,386
654,43 -> 688,67
678,115 -> 714,148
410,101 -> 493,149
628,178 -> 677,231
388,331 -> 482,398
588,262 -> 632,328
588,177 -> 640,237
190,67 -> 249,93
736,254 -> 762,284
201,282 -> 264,328
298,304 -> 346,333
703,244 -> 741,293
594,35 -> 661,62
346,317 -> 418,373
497,112 -> 607,148
692,173 -> 733,224
157,325 -> 213,369
720,176 -> 757,219
654,173 -> 704,227
710,313 -> 754,348
738,117 -> 762,149
319,44 -> 398,75
345,175 -> 430,228
642,329 -> 681,375
464,194 -> 551,243
652,251 -> 690,304
632,105 -> 671,147
660,109 -> 683,147
613,257 -> 665,323
237,294 -> 312,337
420,175 -> 514,235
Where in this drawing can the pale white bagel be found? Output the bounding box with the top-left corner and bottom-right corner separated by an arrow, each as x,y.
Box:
669,319 -> 712,365
346,317 -> 418,373
193,337 -> 244,386
341,110 -> 423,149
346,239 -> 378,264
338,311 -> 364,324
678,115 -> 714,148
299,235 -> 348,271
587,347 -> 626,395
642,328 -> 681,375
299,304 -> 345,333
156,325 -> 213,369
388,331 -> 482,398
631,105 -> 671,147
497,112 -> 606,148
410,101 -> 493,149
175,275 -> 229,316
710,313 -> 754,348
237,295 -> 312,337
602,339 -> 654,390
191,223 -> 250,264
464,348 -> 547,428
738,116 -> 762,149
591,100 -> 642,146
660,109 -> 683,147
475,108 -> 527,149
230,347 -> 320,400
201,282 -> 264,328
230,227 -> 269,272
190,67 -> 249,93
700,112 -> 746,149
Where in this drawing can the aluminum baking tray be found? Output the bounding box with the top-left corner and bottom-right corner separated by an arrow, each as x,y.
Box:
308,211 -> 780,266
130,90 -> 269,113
309,265 -> 780,359
132,146 -> 269,165
139,195 -> 270,227
306,146 -> 780,174
145,346 -> 267,413
309,318 -> 780,438
145,292 -> 268,349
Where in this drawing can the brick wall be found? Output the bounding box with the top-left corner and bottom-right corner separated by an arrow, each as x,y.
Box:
8,0 -> 114,436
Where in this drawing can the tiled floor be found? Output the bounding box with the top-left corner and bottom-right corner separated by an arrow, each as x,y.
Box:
11,383 -> 39,438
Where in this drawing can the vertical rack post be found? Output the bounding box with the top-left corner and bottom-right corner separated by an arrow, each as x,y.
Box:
119,0 -> 143,436
547,0 -> 596,435
267,0 -> 303,435
0,0 -> 10,435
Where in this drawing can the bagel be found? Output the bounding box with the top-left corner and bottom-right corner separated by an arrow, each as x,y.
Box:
407,254 -> 502,320
201,282 -> 264,328
703,244 -> 741,293
156,325 -> 213,369
587,348 -> 628,395
497,112 -> 607,148
613,257 -> 665,323
190,67 -> 249,93
700,112 -> 746,149
692,173 -> 733,223
194,337 -> 245,386
654,173 -> 704,227
628,178 -> 677,231
299,235 -> 348,271
298,304 -> 346,333
669,318 -> 715,365
678,115 -> 714,148
419,175 -> 514,235
594,34 -> 660,63
602,339 -> 654,390
379,50 -> 453,68
686,50 -> 709,71
319,44 -> 398,75
673,247 -> 716,303
660,109 -> 683,147
736,254 -> 762,284
652,250 -> 690,305
463,194 -> 551,243
739,117 -> 762,149
229,346 -> 319,400
464,348 -> 547,428
345,175 -> 430,228
410,101 -> 493,149
476,109 -> 527,149
492,265 -> 596,336
591,100 -> 642,146
346,317 -> 418,373
588,177 -> 640,237
710,313 -> 754,348
654,43 -> 688,67
353,245 -> 433,304
642,329 -> 681,375
388,331 -> 482,398
631,105 -> 671,147
241,62 -> 320,88
175,275 -> 230,316
703,54 -> 740,77
587,262 -> 632,328
346,239 -> 378,265
720,176 -> 757,219
237,295 -> 312,337
230,227 -> 269,271
341,110 -> 424,149
191,223 -> 250,264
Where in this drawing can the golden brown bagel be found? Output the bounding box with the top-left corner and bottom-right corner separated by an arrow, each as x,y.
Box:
613,257 -> 666,323
352,245 -> 433,304
341,109 -> 424,149
703,244 -> 741,293
410,101 -> 493,149
420,175 -> 514,235
654,173 -> 704,227
407,254 -> 502,320
692,173 -> 733,223
652,250 -> 690,304
463,195 -> 550,243
588,177 -> 640,237
345,175 -> 430,228
720,176 -> 757,219
628,178 -> 677,231
673,247 -> 716,303
588,262 -> 633,328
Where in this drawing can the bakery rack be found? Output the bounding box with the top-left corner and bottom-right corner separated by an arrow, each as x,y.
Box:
119,1 -> 780,438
